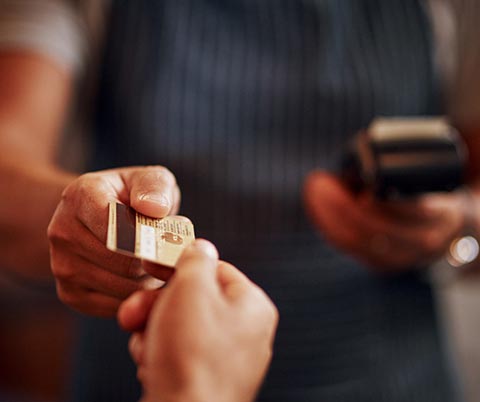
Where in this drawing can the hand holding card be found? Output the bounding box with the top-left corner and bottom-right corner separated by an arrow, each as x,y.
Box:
48,166 -> 181,317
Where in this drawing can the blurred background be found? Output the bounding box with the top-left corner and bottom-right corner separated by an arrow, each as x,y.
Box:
438,272 -> 480,402
1,0 -> 480,401
0,278 -> 75,402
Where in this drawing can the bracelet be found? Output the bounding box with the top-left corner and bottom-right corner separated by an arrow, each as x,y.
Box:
445,188 -> 479,268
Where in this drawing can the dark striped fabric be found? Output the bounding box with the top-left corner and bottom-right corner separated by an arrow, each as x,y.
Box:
72,1 -> 461,401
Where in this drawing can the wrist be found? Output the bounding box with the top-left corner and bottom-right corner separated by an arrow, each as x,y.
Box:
141,391 -> 205,402
141,382 -> 245,402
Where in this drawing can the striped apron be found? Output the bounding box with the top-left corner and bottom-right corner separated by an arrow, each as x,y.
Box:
72,1 -> 462,401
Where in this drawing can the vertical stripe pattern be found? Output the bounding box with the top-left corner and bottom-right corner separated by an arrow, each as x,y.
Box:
74,1 -> 461,402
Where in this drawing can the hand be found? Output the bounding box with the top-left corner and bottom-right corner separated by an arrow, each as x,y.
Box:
118,240 -> 278,402
48,166 -> 180,316
303,171 -> 466,273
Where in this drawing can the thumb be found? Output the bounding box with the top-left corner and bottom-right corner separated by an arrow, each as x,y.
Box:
118,289 -> 163,332
173,239 -> 219,289
121,166 -> 180,218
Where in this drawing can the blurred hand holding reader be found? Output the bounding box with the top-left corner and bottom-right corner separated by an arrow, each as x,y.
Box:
342,117 -> 467,198
342,117 -> 478,268
107,201 -> 195,267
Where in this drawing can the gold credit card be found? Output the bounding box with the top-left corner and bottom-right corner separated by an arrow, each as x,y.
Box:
106,202 -> 195,267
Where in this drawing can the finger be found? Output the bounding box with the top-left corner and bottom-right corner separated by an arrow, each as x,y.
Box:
142,260 -> 175,281
354,193 -> 464,267
122,166 -> 179,218
217,261 -> 249,287
50,215 -> 148,279
217,261 -> 254,300
53,168 -> 181,277
56,167 -> 179,244
376,192 -> 463,223
216,261 -> 277,331
304,171 -> 454,269
52,252 -> 157,299
55,172 -> 120,242
56,283 -> 121,317
304,173 -> 388,264
128,332 -> 144,366
171,184 -> 181,215
347,213 -> 450,270
173,239 -> 219,290
225,272 -> 279,342
305,171 -> 438,236
374,199 -> 440,223
415,192 -> 466,223
118,289 -> 163,332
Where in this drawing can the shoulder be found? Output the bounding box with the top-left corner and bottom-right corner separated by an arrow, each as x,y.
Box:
0,0 -> 111,73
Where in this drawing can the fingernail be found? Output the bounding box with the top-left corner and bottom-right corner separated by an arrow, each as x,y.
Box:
139,192 -> 170,207
192,239 -> 219,260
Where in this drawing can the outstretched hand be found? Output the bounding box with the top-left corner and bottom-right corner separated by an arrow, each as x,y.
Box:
48,166 -> 180,316
118,240 -> 278,402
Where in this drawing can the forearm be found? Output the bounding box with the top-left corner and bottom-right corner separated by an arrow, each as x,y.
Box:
140,376 -> 259,402
0,157 -> 76,281
0,52 -> 77,282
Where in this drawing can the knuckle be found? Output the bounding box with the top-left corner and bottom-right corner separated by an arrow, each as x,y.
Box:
56,283 -> 78,307
48,229 -> 89,280
74,175 -> 94,200
262,297 -> 279,327
62,173 -> 94,201
47,216 -> 73,246
268,300 -> 280,324
51,260 -> 77,282
46,218 -> 61,242
146,166 -> 176,186
74,175 -> 111,227
58,175 -> 102,222
246,286 -> 278,322
76,174 -> 108,204
49,248 -> 79,282
47,203 -> 70,244
60,181 -> 76,202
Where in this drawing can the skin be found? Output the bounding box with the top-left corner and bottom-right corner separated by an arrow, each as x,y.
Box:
48,166 -> 181,316
1,50 -> 479,316
118,240 -> 279,402
0,52 -> 179,316
303,171 -> 479,273
0,52 -> 74,282
1,45 -> 479,402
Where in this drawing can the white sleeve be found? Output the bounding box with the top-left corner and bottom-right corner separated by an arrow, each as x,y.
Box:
0,0 -> 87,72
